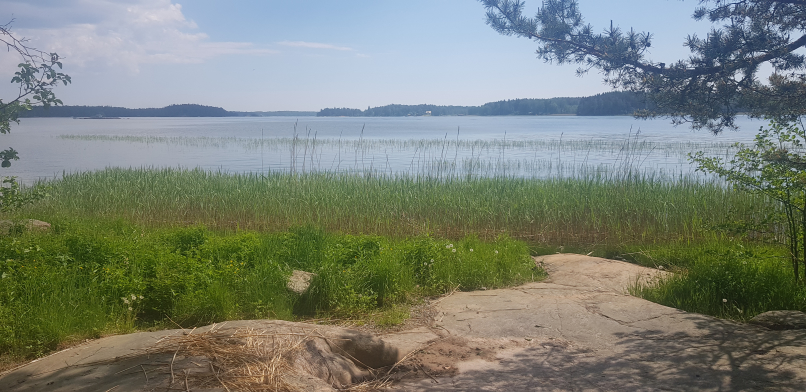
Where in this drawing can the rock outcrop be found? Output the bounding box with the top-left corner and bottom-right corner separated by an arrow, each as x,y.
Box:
749,310 -> 806,330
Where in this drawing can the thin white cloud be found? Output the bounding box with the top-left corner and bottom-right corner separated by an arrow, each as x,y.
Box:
278,41 -> 353,51
4,0 -> 275,73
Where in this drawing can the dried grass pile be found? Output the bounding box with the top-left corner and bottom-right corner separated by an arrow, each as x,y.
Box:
146,323 -> 394,392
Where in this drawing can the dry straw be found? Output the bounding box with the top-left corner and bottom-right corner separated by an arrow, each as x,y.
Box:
146,323 -> 392,392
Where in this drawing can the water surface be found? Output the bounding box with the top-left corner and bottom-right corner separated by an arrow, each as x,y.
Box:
5,116 -> 762,184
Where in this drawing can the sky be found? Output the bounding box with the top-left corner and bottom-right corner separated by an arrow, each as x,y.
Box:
0,0 -> 712,112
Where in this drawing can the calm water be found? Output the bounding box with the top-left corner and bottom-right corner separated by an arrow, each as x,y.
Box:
5,116 -> 763,184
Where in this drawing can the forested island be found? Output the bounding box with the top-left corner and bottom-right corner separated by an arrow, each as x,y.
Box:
319,91 -> 652,117
19,104 -> 317,118
19,92 -> 649,118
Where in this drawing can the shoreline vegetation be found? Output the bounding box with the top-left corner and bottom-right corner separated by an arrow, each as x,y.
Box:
1,136 -> 804,367
18,91 -> 649,118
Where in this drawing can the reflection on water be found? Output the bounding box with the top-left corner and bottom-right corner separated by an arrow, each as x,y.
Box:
6,116 -> 762,184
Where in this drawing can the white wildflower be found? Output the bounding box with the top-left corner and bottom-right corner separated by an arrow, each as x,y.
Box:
722,299 -> 728,303
128,307 -> 133,311
131,294 -> 137,300
469,249 -> 473,252
452,249 -> 456,253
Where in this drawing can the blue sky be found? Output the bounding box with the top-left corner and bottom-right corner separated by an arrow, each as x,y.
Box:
1,0 -> 710,111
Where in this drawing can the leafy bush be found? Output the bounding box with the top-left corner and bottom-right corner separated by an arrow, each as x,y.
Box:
165,225 -> 207,256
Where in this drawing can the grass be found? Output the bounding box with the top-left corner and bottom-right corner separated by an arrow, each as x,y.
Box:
630,244 -> 806,320
1,166 -> 804,366
22,167 -> 772,245
0,223 -> 538,360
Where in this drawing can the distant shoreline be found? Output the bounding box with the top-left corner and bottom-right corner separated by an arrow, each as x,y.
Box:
19,92 -> 653,118
25,113 -> 648,119
24,114 -> 650,119
316,92 -> 650,117
19,104 -> 318,119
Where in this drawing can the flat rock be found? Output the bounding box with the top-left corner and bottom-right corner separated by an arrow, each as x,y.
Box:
749,310 -> 806,330
389,254 -> 806,391
0,219 -> 50,235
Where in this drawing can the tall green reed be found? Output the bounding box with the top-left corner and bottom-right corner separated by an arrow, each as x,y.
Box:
21,168 -> 773,247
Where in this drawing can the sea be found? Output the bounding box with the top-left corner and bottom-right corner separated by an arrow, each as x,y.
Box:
5,115 -> 765,185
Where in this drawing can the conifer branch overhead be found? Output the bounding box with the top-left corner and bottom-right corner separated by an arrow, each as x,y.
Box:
480,0 -> 806,133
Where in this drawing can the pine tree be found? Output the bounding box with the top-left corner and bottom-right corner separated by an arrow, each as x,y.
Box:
480,0 -> 806,133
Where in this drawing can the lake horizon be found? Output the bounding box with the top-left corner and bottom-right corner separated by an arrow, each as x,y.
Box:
4,115 -> 765,185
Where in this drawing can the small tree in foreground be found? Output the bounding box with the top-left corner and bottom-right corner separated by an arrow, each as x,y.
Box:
0,20 -> 69,212
690,119 -> 806,282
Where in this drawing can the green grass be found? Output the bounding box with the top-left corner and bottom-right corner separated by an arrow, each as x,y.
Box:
630,243 -> 806,320
2,167 -> 803,363
0,223 -> 538,359
21,167 -> 772,245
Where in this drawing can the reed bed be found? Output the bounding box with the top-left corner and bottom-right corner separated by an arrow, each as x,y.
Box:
59,134 -> 739,156
57,133 -> 741,180
22,168 -> 773,247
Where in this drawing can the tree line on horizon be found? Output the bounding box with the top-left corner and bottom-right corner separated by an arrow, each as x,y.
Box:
16,92 -> 651,118
318,91 -> 653,117
18,104 -> 317,118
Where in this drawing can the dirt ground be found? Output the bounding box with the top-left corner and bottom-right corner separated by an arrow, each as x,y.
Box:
2,254 -> 805,391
